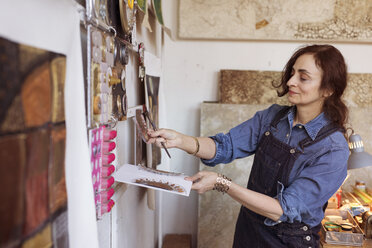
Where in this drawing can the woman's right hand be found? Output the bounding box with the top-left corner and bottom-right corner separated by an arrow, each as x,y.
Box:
148,129 -> 216,159
147,128 -> 183,149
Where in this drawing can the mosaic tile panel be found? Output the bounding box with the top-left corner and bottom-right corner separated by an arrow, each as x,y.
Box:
179,0 -> 372,42
220,70 -> 372,108
219,70 -> 288,105
345,73 -> 372,107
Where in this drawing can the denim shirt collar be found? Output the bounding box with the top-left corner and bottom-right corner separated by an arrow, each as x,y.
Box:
282,106 -> 330,140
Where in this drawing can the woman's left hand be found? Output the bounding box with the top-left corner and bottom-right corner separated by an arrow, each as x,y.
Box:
185,171 -> 218,194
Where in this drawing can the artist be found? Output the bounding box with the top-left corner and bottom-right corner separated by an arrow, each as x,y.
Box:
147,44 -> 349,248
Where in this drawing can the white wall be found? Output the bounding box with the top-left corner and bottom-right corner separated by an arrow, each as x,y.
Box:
160,1 -> 372,247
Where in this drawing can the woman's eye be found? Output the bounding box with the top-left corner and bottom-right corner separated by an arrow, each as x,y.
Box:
300,76 -> 310,81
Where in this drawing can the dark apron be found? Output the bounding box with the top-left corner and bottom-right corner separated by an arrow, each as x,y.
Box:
233,107 -> 339,248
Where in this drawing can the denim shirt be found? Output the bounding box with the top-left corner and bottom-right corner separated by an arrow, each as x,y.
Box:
202,104 -> 349,228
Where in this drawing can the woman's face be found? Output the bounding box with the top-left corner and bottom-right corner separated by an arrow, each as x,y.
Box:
286,53 -> 328,109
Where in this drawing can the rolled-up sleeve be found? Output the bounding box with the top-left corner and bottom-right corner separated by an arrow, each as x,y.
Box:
201,132 -> 233,166
264,144 -> 349,227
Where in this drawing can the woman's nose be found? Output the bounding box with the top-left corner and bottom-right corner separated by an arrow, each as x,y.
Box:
287,75 -> 297,87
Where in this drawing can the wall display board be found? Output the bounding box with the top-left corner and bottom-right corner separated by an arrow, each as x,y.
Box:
88,25 -> 129,127
0,37 -> 69,248
179,0 -> 372,42
81,3 -> 168,247
77,0 -> 167,246
83,0 -> 143,222
85,23 -> 128,220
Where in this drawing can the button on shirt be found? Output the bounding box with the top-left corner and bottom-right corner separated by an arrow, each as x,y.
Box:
201,104 -> 349,228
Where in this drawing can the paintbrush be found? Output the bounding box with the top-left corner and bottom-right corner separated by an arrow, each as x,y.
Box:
142,105 -> 171,158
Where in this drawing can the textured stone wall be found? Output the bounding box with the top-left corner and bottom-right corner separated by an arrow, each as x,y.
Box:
199,103 -> 269,248
219,70 -> 286,105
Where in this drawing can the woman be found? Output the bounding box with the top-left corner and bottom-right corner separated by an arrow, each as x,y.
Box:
148,44 -> 349,248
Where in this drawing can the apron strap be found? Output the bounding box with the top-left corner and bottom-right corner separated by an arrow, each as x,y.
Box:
298,124 -> 340,151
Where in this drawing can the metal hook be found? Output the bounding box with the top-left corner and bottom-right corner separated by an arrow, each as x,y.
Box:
109,26 -> 117,38
94,17 -> 99,27
108,115 -> 118,129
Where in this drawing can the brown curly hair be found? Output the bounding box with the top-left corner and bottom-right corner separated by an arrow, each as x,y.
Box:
273,44 -> 348,133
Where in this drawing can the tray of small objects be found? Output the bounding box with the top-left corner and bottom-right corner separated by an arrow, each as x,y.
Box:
322,210 -> 364,246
